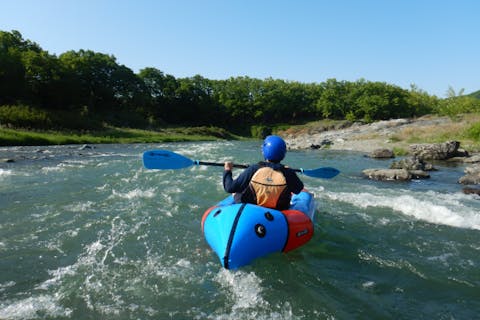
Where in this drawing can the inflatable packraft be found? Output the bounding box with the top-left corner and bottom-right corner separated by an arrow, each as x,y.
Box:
201,190 -> 315,269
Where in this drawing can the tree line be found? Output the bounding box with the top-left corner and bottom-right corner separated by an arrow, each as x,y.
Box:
1,30 -> 479,134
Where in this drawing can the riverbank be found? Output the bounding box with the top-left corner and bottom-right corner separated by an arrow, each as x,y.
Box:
2,114 -> 480,155
281,114 -> 480,154
0,126 -> 239,146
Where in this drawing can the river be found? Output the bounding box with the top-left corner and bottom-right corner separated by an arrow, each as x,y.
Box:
1,141 -> 479,319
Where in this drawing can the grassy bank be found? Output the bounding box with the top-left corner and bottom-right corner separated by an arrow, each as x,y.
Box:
0,126 -> 241,146
389,114 -> 480,152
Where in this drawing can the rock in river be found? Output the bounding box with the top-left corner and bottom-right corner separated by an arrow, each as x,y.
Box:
362,168 -> 430,181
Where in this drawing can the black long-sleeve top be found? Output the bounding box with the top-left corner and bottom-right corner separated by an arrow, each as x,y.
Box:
223,162 -> 304,202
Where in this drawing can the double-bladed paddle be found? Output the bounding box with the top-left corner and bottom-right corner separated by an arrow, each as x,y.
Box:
143,149 -> 340,179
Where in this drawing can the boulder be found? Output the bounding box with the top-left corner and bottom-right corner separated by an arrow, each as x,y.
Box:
389,156 -> 435,171
79,144 -> 95,150
465,166 -> 480,175
447,151 -> 475,163
363,169 -> 411,181
409,170 -> 431,179
458,165 -> 480,185
463,188 -> 480,196
363,167 -> 430,181
309,139 -> 332,149
409,141 -> 462,160
455,148 -> 469,157
463,154 -> 480,164
369,148 -> 395,158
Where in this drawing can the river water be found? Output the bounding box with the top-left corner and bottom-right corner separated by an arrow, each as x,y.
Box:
1,141 -> 479,319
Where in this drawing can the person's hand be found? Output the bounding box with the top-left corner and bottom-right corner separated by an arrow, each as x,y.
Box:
224,161 -> 233,171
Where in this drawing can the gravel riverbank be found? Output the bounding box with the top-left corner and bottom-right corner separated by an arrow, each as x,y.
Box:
283,116 -> 458,152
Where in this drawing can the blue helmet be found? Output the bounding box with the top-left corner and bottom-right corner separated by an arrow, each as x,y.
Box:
262,135 -> 287,162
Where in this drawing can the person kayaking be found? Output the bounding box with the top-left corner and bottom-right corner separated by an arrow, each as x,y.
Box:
223,135 -> 304,210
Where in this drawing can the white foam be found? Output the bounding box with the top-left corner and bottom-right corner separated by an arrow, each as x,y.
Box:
215,269 -> 268,312
110,188 -> 156,200
175,141 -> 235,158
358,250 -> 427,278
362,281 -> 375,288
37,265 -> 77,290
324,190 -> 480,230
210,270 -> 304,320
0,294 -> 72,320
146,255 -> 194,280
41,165 -> 64,173
64,159 -> 92,165
0,168 -> 13,177
41,162 -> 87,173
427,253 -> 454,266
64,201 -> 95,212
0,281 -> 15,293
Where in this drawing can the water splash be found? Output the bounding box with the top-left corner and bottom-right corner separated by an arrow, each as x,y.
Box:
324,189 -> 480,230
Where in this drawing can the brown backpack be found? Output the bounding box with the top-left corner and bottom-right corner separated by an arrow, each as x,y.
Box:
249,166 -> 289,209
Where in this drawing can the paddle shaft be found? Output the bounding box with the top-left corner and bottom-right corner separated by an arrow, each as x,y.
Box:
197,161 -> 305,173
197,161 -> 247,169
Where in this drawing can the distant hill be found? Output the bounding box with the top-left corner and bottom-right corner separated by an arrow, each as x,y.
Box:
467,90 -> 480,99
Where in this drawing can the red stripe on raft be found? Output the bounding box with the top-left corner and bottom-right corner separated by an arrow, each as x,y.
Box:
281,209 -> 314,252
201,206 -> 217,232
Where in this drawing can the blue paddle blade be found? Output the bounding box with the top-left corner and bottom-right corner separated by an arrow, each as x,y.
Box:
301,167 -> 340,179
143,150 -> 194,169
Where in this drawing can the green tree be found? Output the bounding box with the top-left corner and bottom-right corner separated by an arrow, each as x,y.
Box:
138,67 -> 179,125
21,49 -> 63,108
407,84 -> 436,116
0,30 -> 32,104
316,79 -> 351,119
59,50 -> 120,111
215,76 -> 262,126
254,79 -> 316,123
352,81 -> 411,121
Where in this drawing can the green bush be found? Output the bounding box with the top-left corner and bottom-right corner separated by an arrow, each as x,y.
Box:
465,122 -> 480,141
177,126 -> 233,139
0,104 -> 104,130
434,97 -> 480,117
250,125 -> 272,139
0,105 -> 51,128
49,109 -> 103,130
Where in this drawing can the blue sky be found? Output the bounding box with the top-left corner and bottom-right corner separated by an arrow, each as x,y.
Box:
1,0 -> 479,97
